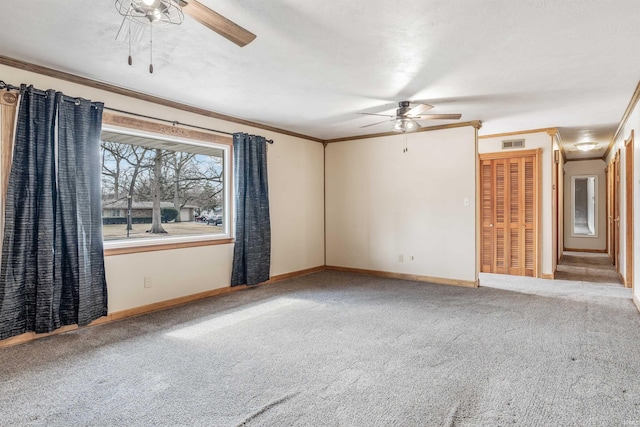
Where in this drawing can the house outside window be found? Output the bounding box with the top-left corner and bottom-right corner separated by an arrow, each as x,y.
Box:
100,126 -> 230,247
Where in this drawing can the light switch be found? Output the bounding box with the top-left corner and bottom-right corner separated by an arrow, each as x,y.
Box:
464,198 -> 470,206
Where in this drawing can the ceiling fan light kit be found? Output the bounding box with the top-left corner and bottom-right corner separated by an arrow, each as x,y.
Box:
115,0 -> 256,74
115,0 -> 184,25
359,101 -> 462,133
116,0 -> 184,73
392,118 -> 420,133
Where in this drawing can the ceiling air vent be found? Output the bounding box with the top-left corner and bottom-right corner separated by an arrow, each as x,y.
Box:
502,139 -> 525,150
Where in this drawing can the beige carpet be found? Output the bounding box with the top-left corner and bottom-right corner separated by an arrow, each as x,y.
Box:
0,270 -> 639,426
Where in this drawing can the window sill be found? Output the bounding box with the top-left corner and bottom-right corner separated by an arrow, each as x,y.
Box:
104,237 -> 234,256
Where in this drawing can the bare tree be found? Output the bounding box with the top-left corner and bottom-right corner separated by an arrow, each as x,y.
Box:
101,139 -> 225,236
101,141 -> 127,201
170,151 -> 196,222
165,151 -> 224,221
101,141 -> 154,202
148,149 -> 167,234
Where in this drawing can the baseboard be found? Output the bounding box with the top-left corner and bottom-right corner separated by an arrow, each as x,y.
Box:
325,265 -> 478,288
541,273 -> 555,280
109,286 -> 243,321
0,265 -> 326,349
563,248 -> 607,253
633,294 -> 640,313
266,265 -> 325,284
114,265 -> 325,322
619,271 -> 627,287
0,324 -> 78,349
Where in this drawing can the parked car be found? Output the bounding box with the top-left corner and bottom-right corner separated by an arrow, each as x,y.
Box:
194,214 -> 208,223
207,215 -> 222,226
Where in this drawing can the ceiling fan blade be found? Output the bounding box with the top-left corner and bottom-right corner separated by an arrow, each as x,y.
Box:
181,0 -> 256,47
356,112 -> 395,118
360,119 -> 391,128
415,113 -> 462,120
406,103 -> 433,116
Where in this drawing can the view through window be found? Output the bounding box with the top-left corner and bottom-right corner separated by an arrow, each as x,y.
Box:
100,129 -> 228,242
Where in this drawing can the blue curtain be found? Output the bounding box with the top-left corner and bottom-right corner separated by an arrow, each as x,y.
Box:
0,86 -> 107,340
231,133 -> 271,286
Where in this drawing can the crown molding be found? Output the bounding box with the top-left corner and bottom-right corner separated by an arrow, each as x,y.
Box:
478,127 -> 558,139
553,129 -> 567,162
603,79 -> 640,160
324,120 -> 482,144
0,55 -> 488,145
0,55 -> 324,143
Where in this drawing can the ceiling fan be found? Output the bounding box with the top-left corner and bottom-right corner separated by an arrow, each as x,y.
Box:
178,0 -> 256,47
116,0 -> 256,47
116,0 -> 256,72
358,101 -> 462,133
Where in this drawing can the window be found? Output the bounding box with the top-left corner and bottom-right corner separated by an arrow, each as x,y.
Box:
571,175 -> 597,237
100,124 -> 231,249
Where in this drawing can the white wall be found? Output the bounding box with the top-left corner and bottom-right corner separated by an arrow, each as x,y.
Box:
478,131 -> 554,277
325,126 -> 478,284
563,160 -> 606,251
606,90 -> 640,304
0,64 -> 325,313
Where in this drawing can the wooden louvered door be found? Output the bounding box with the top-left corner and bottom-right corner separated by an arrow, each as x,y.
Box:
481,160 -> 496,272
480,150 -> 539,277
493,158 -> 508,274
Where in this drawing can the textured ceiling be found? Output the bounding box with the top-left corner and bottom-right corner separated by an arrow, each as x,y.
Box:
1,0 -> 639,158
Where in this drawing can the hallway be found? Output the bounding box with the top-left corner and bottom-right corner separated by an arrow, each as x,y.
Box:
479,251 -> 630,308
555,251 -> 621,285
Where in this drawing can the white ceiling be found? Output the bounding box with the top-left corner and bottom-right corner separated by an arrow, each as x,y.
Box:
1,0 -> 639,158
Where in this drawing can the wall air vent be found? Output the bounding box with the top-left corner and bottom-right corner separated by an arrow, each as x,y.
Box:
502,139 -> 525,150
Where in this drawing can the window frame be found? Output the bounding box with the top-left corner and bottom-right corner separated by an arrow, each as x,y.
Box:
101,112 -> 234,256
570,174 -> 598,238
0,90 -> 20,256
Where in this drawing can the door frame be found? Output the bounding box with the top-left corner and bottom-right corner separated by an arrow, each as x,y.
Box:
625,131 -> 634,289
553,150 -> 559,270
606,164 -> 610,259
614,151 -> 621,271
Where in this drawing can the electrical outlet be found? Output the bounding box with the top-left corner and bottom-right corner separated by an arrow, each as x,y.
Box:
398,254 -> 404,263
144,277 -> 152,288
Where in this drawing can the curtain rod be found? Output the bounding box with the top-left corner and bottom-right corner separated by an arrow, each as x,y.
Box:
0,80 -> 100,107
105,107 -> 273,144
0,80 -> 274,144
0,80 -> 20,91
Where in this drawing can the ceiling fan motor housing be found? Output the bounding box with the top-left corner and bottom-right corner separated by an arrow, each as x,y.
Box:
397,101 -> 412,117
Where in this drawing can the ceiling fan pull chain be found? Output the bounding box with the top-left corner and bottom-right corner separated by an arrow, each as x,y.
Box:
127,19 -> 133,66
149,23 -> 154,73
